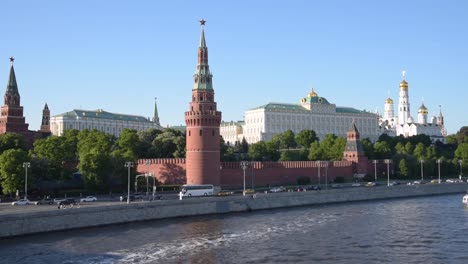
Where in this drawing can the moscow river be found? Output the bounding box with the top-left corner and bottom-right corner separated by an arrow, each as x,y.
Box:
1,194 -> 467,264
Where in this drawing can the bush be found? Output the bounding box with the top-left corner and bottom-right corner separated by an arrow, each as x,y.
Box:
296,176 -> 311,185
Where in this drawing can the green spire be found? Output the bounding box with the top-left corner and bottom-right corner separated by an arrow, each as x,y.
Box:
153,97 -> 160,125
6,57 -> 19,97
193,19 -> 213,90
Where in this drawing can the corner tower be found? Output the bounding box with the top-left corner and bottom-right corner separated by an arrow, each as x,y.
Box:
0,57 -> 29,134
185,20 -> 222,185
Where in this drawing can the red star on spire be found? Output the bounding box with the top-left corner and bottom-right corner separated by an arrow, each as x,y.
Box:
200,19 -> 206,26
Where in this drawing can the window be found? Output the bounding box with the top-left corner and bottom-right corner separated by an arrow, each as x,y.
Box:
200,130 -> 202,136
189,130 -> 191,136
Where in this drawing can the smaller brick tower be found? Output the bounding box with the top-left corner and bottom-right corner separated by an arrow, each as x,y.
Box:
343,121 -> 368,175
185,19 -> 222,185
0,57 -> 30,134
39,103 -> 51,136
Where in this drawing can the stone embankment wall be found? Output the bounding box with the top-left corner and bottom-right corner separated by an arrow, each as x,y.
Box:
1,183 -> 466,238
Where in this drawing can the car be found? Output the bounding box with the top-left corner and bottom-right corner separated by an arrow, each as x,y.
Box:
217,190 -> 234,196
430,179 -> 440,184
80,196 -> 97,202
53,197 -> 67,204
306,185 -> 321,191
12,199 -> 31,205
58,198 -> 76,207
244,189 -> 255,195
351,183 -> 362,187
446,179 -> 455,183
120,195 -> 135,202
269,187 -> 284,193
35,198 -> 54,205
413,180 -> 421,184
366,182 -> 377,187
389,181 -> 400,186
331,184 -> 343,188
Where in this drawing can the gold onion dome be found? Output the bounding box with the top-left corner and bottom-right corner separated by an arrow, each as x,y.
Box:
400,79 -> 408,90
418,103 -> 428,114
307,88 -> 318,97
385,97 -> 394,104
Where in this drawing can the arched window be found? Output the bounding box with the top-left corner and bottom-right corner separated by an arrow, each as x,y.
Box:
189,130 -> 191,136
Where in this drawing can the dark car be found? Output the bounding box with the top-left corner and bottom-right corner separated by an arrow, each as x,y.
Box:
306,185 -> 321,191
58,198 -> 76,207
35,198 -> 54,205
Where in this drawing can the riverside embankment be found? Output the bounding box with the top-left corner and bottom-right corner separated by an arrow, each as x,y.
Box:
1,183 -> 467,238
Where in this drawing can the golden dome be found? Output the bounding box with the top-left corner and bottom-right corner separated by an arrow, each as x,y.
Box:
385,97 -> 393,104
400,80 -> 408,90
307,88 -> 318,97
418,103 -> 428,114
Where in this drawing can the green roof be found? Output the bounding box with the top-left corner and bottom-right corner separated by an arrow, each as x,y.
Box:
250,103 -> 372,115
336,107 -> 369,114
251,103 -> 310,112
54,109 -> 152,122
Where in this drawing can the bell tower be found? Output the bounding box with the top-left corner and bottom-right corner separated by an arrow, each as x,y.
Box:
185,19 -> 222,185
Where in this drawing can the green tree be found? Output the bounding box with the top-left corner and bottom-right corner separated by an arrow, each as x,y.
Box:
77,130 -> 114,191
32,136 -> 75,180
395,142 -> 406,154
405,142 -> 414,155
0,149 -> 29,195
295,129 -> 318,149
413,143 -> 427,160
454,143 -> 468,161
374,141 -> 392,159
0,133 -> 26,152
398,159 -> 408,177
361,138 -> 374,159
280,130 -> 297,150
308,141 -> 323,161
117,129 -> 140,160
248,141 -> 268,161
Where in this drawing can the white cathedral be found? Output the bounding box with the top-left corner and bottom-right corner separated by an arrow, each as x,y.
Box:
379,71 -> 446,143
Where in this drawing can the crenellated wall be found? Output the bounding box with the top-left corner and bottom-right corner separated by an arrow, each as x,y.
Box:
137,159 -> 354,187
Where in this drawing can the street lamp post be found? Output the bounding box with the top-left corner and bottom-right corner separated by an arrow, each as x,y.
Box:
240,161 -> 248,196
373,160 -> 378,182
316,161 -> 321,188
437,159 -> 442,183
145,160 -> 150,197
22,162 -> 30,200
420,160 -> 424,181
325,161 -> 329,190
459,160 -> 463,180
125,161 -> 134,204
384,159 -> 392,186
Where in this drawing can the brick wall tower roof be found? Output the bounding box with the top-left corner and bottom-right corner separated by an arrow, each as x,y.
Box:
193,19 -> 213,91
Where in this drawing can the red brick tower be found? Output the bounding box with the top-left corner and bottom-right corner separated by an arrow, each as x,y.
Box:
343,121 -> 368,174
0,57 -> 30,134
185,19 -> 222,185
39,103 -> 51,136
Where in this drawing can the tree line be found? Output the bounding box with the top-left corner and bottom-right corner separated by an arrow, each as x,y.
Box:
0,126 -> 467,196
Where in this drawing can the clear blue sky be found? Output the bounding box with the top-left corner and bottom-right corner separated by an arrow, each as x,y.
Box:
1,0 -> 467,135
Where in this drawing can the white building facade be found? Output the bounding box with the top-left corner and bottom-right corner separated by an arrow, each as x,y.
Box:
379,72 -> 446,143
50,108 -> 163,137
221,89 -> 381,145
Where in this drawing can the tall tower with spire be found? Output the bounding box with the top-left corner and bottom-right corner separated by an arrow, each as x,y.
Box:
398,71 -> 410,125
152,97 -> 160,126
185,20 -> 222,185
0,57 -> 30,134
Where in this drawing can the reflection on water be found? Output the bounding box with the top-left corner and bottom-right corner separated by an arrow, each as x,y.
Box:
1,194 -> 467,264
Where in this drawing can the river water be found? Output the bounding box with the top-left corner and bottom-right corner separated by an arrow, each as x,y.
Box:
1,194 -> 467,264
